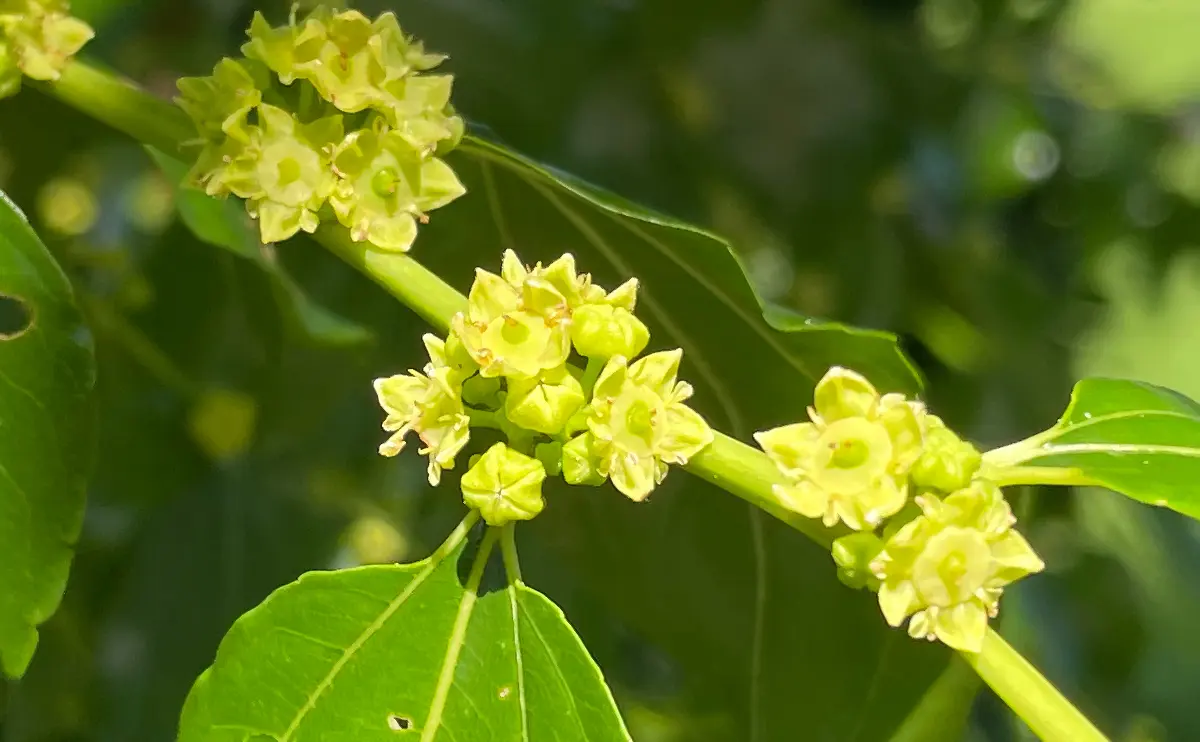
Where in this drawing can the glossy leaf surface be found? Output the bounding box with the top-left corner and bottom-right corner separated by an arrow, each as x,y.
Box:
0,191 -> 96,677
986,378 -> 1200,520
178,519 -> 630,741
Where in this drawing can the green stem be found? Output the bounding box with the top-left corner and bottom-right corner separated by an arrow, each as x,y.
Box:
985,465 -> 1097,489
37,59 -> 1109,742
579,355 -> 604,397
316,225 -> 464,332
965,630 -> 1108,742
36,61 -> 194,158
500,524 -> 523,583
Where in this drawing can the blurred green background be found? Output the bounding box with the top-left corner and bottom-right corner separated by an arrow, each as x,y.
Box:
3,0 -> 1200,740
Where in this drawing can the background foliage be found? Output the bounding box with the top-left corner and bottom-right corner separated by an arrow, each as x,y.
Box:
3,0 -> 1200,740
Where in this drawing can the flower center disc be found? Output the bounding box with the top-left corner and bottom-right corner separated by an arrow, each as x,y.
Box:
812,417 -> 892,493
610,385 -> 663,457
913,526 -> 991,606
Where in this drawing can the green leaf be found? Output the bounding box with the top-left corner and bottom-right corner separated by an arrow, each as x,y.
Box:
0,190 -> 96,678
146,149 -> 372,348
985,378 -> 1200,520
178,517 -> 630,741
394,134 -> 949,741
442,136 -> 923,397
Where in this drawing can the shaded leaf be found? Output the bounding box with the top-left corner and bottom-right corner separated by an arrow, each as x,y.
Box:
147,149 -> 372,348
100,470 -> 343,741
443,135 -> 923,398
179,517 -> 630,741
986,378 -> 1200,520
0,190 -> 96,678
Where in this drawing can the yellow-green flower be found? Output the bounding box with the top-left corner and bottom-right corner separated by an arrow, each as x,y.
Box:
451,259 -> 573,379
565,350 -> 713,501
0,0 -> 93,91
754,367 -> 924,530
870,481 -> 1044,652
219,104 -> 342,243
177,58 -> 262,144
461,442 -> 546,526
242,7 -> 462,153
373,366 -> 469,486
329,118 -> 464,250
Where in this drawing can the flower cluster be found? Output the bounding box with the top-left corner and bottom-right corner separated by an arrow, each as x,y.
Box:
0,0 -> 93,100
373,250 -> 714,527
755,367 -> 1042,652
176,6 -> 464,248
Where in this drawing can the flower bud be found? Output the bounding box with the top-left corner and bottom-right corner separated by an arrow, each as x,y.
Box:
571,303 -> 649,360
460,443 -> 547,526
832,532 -> 884,591
562,433 -> 606,487
535,441 -> 563,477
910,414 -> 982,493
461,375 -> 501,408
870,481 -> 1044,652
504,365 -> 586,435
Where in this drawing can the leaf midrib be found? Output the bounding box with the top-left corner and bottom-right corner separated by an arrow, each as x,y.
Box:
277,514 -> 477,741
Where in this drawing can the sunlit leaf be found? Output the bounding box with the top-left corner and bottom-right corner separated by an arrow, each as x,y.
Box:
179,517 -> 630,741
0,190 -> 96,678
985,378 -> 1200,520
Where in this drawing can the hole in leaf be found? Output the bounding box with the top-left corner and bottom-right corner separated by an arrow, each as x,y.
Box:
0,294 -> 32,339
387,715 -> 412,731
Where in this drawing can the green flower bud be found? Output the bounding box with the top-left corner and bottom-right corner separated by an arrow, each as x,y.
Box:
870,481 -> 1044,653
330,118 -> 464,251
461,375 -> 502,408
584,350 -> 714,501
504,364 -> 586,435
754,367 -> 926,531
562,432 -> 606,487
218,104 -> 342,244
0,0 -> 92,88
535,441 -> 563,477
374,366 -> 470,486
460,442 -> 547,526
571,302 -> 650,360
910,414 -> 982,493
177,58 -> 262,144
832,532 -> 884,591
